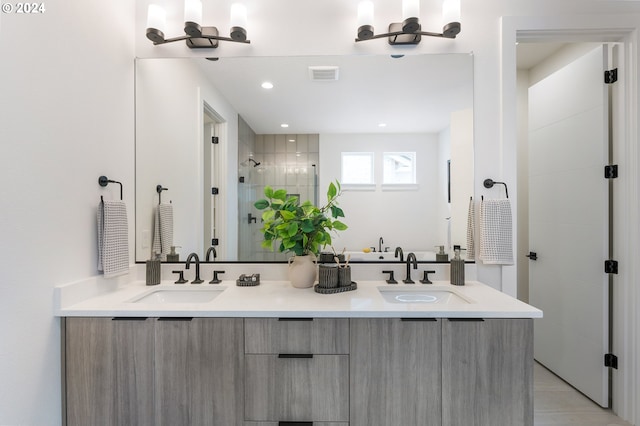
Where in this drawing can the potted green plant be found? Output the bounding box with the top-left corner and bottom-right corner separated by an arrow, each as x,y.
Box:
254,180 -> 348,288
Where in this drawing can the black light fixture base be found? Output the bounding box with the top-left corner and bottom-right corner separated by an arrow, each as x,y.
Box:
357,24 -> 374,40
230,26 -> 247,42
146,27 -> 165,44
443,21 -> 461,38
388,22 -> 421,45
402,17 -> 420,33
184,21 -> 202,37
186,26 -> 220,48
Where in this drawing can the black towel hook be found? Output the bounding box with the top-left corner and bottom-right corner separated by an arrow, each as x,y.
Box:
483,178 -> 509,198
157,184 -> 169,204
98,176 -> 123,200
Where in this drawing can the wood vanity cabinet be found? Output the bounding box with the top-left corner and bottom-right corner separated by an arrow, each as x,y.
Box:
64,316 -> 532,426
350,318 -> 533,426
154,317 -> 244,426
65,317 -> 154,426
244,318 -> 350,424
350,318 -> 442,426
64,317 -> 244,426
442,318 -> 533,426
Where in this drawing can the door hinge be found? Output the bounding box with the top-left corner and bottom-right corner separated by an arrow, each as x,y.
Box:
604,68 -> 618,84
604,165 -> 618,179
604,353 -> 618,369
212,136 -> 219,144
211,187 -> 219,195
211,238 -> 219,246
604,260 -> 618,274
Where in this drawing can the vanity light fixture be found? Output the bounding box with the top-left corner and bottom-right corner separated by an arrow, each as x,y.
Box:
146,1 -> 250,48
355,0 -> 460,45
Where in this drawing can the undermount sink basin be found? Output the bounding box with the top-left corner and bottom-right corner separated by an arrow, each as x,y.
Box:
129,287 -> 225,304
377,286 -> 472,304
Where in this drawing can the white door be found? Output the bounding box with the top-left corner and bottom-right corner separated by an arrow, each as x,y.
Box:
528,45 -> 610,407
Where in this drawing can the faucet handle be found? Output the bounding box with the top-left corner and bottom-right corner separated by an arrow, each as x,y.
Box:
209,270 -> 225,284
172,270 -> 188,284
382,270 -> 398,284
420,270 -> 436,284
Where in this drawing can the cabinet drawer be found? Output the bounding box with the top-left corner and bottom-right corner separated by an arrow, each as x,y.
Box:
245,422 -> 349,426
245,354 -> 349,422
245,318 -> 349,354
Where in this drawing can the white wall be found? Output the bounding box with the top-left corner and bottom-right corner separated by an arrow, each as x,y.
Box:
319,133 -> 443,252
0,0 -> 639,424
136,58 -> 239,261
0,0 -> 135,423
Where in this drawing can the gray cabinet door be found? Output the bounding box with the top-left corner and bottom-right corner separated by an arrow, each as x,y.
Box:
442,318 -> 534,426
65,317 -> 154,426
245,318 -> 349,354
350,318 -> 442,426
245,354 -> 349,422
154,317 -> 244,426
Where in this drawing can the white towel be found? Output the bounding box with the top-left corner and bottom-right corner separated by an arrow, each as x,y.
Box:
97,200 -> 129,278
152,203 -> 173,260
479,199 -> 514,265
466,198 -> 475,260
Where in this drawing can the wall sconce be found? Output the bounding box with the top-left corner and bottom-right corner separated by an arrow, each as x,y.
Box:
356,0 -> 461,45
146,0 -> 250,48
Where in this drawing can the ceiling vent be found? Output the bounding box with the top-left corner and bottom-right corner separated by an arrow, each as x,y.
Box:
309,66 -> 339,81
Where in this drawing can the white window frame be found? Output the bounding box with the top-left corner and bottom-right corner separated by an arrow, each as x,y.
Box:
341,152 -> 375,189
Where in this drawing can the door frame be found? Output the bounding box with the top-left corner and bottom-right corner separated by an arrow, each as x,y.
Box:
199,93 -> 228,260
501,16 -> 639,424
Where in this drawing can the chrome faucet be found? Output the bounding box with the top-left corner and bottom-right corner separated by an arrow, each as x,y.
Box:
378,237 -> 384,253
394,246 -> 404,262
205,246 -> 217,262
185,253 -> 203,284
403,252 -> 417,284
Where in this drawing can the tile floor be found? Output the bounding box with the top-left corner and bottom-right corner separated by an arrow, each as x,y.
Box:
534,361 -> 633,426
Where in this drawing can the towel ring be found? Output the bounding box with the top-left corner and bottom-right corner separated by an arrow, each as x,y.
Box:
483,178 -> 509,198
98,176 -> 123,200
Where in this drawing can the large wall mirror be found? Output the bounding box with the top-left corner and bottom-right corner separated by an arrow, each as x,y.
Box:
136,54 -> 474,263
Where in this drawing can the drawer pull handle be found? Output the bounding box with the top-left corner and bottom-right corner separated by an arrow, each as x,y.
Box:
157,317 -> 193,321
278,422 -> 313,426
401,318 -> 437,322
278,354 -> 314,359
111,317 -> 148,321
278,318 -> 313,322
448,318 -> 485,322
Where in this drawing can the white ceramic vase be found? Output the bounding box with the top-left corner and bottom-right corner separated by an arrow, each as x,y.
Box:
288,254 -> 317,288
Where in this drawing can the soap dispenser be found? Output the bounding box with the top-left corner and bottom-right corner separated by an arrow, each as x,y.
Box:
435,245 -> 448,262
146,253 -> 161,286
450,245 -> 465,286
167,246 -> 180,262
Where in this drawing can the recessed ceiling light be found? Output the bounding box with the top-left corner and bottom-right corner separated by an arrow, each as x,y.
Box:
261,81 -> 274,89
281,123 -> 289,128
378,123 -> 387,127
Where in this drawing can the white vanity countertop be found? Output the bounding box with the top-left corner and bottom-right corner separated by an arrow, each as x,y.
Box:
55,278 -> 542,318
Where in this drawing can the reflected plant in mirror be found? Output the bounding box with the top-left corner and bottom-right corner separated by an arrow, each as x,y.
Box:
254,181 -> 348,256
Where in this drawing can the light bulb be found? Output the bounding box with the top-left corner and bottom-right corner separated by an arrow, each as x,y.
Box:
147,4 -> 166,32
184,0 -> 202,24
402,0 -> 420,20
230,3 -> 248,41
357,1 -> 374,27
443,0 -> 460,23
230,3 -> 247,29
